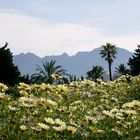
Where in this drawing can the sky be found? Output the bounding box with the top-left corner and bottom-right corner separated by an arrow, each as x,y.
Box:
0,0 -> 140,57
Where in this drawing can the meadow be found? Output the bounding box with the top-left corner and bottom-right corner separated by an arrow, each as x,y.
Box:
0,75 -> 140,140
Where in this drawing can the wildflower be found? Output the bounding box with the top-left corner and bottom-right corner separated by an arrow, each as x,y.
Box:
0,93 -> 10,100
112,128 -> 123,136
83,115 -> 93,123
111,97 -> 118,103
19,97 -> 36,107
8,105 -> 18,111
67,126 -> 77,134
19,97 -> 34,103
54,92 -> 62,99
31,110 -> 38,116
0,83 -> 8,92
46,99 -> 57,106
115,112 -> 124,120
55,119 -> 65,126
123,109 -> 137,116
40,83 -> 52,91
18,83 -> 31,91
122,100 -> 140,108
20,125 -> 28,131
110,107 -> 119,114
31,126 -> 41,131
44,117 -> 55,125
71,100 -> 82,106
38,97 -> 46,106
53,125 -> 66,132
69,120 -> 77,127
37,123 -> 50,130
20,90 -> 29,97
102,110 -> 114,118
90,127 -> 105,134
57,85 -> 67,92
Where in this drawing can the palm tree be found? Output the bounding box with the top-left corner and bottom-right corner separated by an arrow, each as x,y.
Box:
115,64 -> 130,78
69,74 -> 77,82
87,65 -> 104,82
100,43 -> 117,81
30,60 -> 67,84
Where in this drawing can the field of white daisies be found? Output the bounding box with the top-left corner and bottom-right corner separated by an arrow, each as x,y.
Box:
0,75 -> 140,140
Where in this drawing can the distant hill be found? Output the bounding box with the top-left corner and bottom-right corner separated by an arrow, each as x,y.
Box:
13,47 -> 132,77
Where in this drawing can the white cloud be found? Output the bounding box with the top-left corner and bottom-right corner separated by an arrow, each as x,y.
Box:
0,10 -> 138,57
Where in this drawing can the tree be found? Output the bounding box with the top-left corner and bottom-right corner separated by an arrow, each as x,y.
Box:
0,42 -> 20,85
128,45 -> 140,76
19,74 -> 31,84
100,43 -> 117,81
30,60 -> 67,84
69,74 -> 78,82
87,65 -> 104,82
114,64 -> 130,78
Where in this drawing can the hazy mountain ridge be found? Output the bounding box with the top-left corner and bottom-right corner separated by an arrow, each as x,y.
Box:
13,47 -> 133,76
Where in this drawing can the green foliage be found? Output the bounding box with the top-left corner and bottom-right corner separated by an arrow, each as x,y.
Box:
5,86 -> 20,98
100,43 -> 117,81
0,42 -> 21,86
0,75 -> 140,139
19,74 -> 31,84
87,65 -> 104,81
114,64 -> 130,78
128,45 -> 140,76
30,60 -> 67,84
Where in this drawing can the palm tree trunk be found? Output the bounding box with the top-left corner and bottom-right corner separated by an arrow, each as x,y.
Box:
108,62 -> 112,81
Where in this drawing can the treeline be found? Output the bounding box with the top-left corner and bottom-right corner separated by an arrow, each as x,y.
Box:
0,42 -> 140,86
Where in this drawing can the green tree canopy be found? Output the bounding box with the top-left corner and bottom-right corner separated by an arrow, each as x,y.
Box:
0,42 -> 20,85
87,65 -> 104,82
114,64 -> 130,78
30,60 -> 67,84
100,43 -> 117,81
128,45 -> 140,76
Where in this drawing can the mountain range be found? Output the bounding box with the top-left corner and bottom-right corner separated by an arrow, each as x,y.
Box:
13,47 -> 133,78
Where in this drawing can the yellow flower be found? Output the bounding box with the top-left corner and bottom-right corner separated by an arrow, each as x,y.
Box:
8,105 -> 18,111
110,107 -> 119,114
67,126 -> 77,134
20,90 -> 29,97
102,110 -> 114,118
57,85 -> 67,92
46,99 -> 57,106
31,126 -> 41,131
44,117 -> 55,125
37,123 -> 50,130
53,125 -> 66,132
55,119 -> 65,126
115,112 -> 124,120
122,100 -> 140,108
54,93 -> 62,99
38,97 -> 46,106
0,93 -> 10,100
18,83 -> 31,91
19,97 -> 34,103
83,115 -> 93,123
90,127 -> 105,134
123,109 -> 137,116
40,83 -> 52,91
20,125 -> 28,131
112,128 -> 123,136
0,83 -> 8,92
19,97 -> 36,108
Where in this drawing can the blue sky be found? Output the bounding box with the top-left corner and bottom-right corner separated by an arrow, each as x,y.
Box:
0,0 -> 140,56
